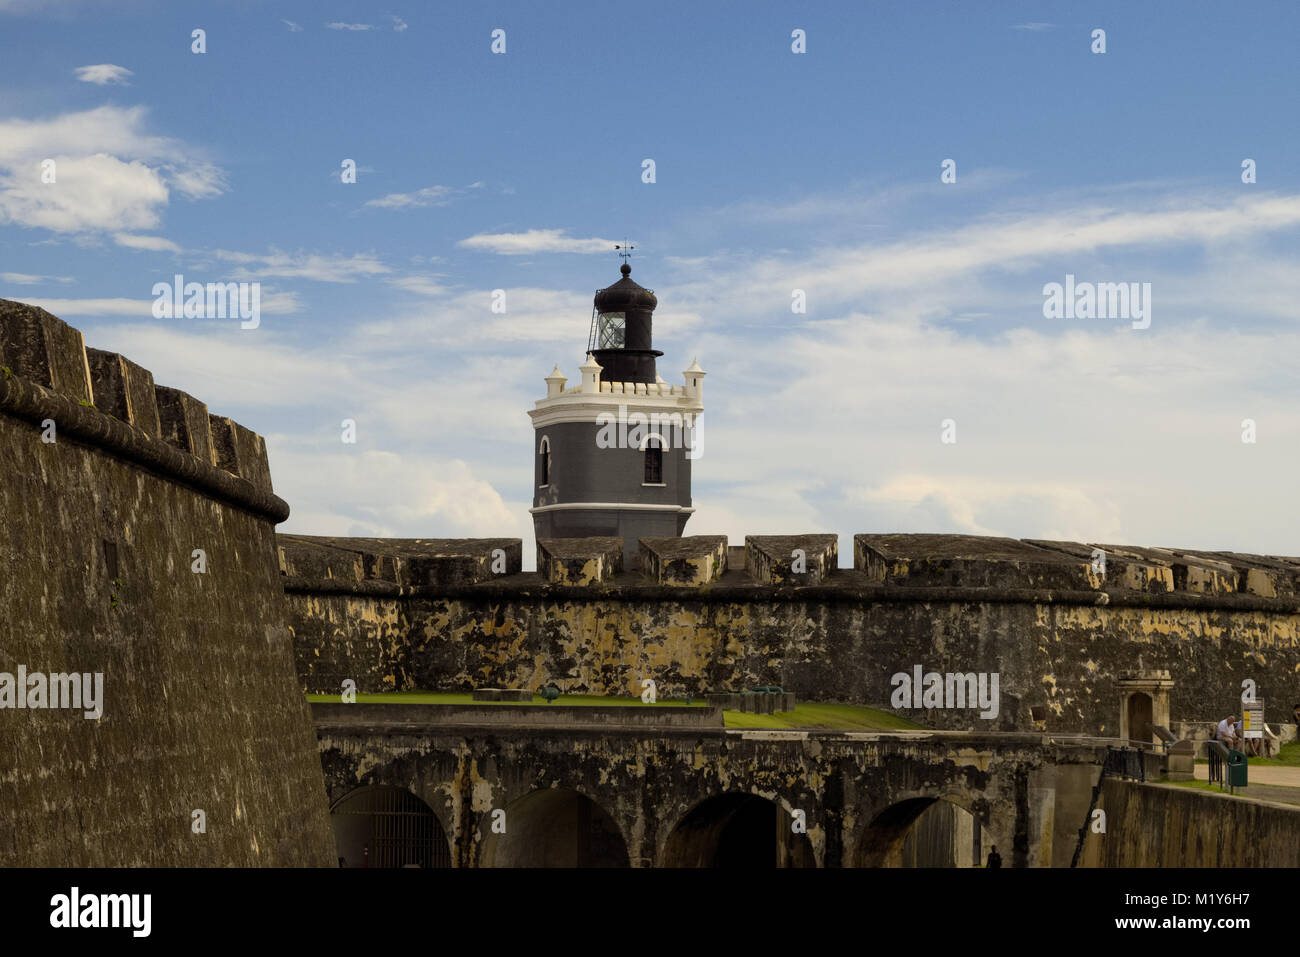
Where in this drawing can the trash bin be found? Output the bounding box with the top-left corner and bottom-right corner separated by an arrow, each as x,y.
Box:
1227,749 -> 1248,787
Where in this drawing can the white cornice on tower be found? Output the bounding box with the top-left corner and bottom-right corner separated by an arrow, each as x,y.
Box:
531,355 -> 704,428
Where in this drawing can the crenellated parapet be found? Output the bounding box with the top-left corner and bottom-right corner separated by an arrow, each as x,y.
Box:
0,299 -> 285,522
279,534 -> 524,591
280,527 -> 1300,605
855,533 -> 1300,600
640,535 -> 727,585
537,537 -> 623,585
746,534 -> 838,585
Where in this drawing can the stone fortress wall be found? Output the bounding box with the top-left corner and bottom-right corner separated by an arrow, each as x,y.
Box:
282,531 -> 1300,736
6,301 -> 1298,868
0,300 -> 335,866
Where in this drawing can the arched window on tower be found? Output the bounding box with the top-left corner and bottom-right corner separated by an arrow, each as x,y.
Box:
538,436 -> 551,487
642,435 -> 664,485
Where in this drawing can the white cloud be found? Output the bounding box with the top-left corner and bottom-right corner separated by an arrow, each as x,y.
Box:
1012,22 -> 1056,31
17,290 -> 301,318
665,192 -> 1300,322
0,105 -> 225,234
16,297 -> 157,315
364,185 -> 454,210
325,21 -> 373,31
164,162 -> 225,199
1,271 -> 72,284
386,275 -> 450,297
114,232 -> 180,252
211,248 -> 391,282
276,448 -> 526,540
458,229 -> 618,255
389,15 -> 408,32
74,63 -> 132,85
281,19 -> 303,32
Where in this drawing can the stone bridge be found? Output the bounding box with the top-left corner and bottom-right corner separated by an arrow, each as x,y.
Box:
314,703 -> 1137,868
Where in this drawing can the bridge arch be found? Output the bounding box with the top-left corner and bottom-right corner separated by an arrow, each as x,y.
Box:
853,791 -> 1002,868
329,784 -> 452,868
660,792 -> 817,868
479,787 -> 630,868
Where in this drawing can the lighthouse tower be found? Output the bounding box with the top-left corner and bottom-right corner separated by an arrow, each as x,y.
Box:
529,262 -> 704,567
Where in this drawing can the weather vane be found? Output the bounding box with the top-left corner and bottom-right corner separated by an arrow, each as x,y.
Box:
614,240 -> 635,263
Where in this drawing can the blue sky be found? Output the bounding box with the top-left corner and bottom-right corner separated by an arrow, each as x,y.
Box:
3,1 -> 1299,564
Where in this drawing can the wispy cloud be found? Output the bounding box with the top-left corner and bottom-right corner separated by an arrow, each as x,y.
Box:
458,229 -> 618,255
666,191 -> 1300,321
364,185 -> 455,210
325,21 -> 373,31
1012,22 -> 1055,31
1,271 -> 73,284
386,275 -> 450,297
212,248 -> 391,282
18,290 -> 302,317
74,63 -> 132,85
114,232 -> 180,253
389,15 -> 407,32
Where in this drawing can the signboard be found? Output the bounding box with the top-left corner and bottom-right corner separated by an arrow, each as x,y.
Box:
1243,698 -> 1264,739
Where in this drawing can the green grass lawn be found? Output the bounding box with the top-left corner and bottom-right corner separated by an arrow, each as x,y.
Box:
304,691 -> 922,730
1245,740 -> 1300,767
1159,779 -> 1230,794
722,702 -> 925,731
1194,740 -> 1300,767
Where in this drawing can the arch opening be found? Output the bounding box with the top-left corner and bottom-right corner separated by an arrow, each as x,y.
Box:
856,797 -> 987,868
662,793 -> 815,868
330,785 -> 452,868
538,436 -> 551,487
480,788 -> 630,868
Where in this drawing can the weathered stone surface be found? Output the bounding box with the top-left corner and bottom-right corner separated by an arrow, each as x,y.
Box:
154,384 -> 216,465
0,299 -> 92,403
640,535 -> 727,585
279,534 -> 522,586
1023,539 -> 1174,592
0,306 -> 335,866
859,534 -> 1098,590
1166,740 -> 1195,780
86,347 -> 161,438
1179,550 -> 1300,598
317,713 -> 1118,868
314,701 -> 721,729
285,566 -> 1300,736
746,534 -> 837,585
1107,546 -> 1238,596
209,415 -> 273,492
1089,779 -> 1300,866
537,537 -> 623,585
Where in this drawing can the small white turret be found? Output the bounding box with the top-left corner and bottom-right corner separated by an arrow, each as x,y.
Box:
545,364 -> 567,398
683,357 -> 706,404
580,353 -> 603,394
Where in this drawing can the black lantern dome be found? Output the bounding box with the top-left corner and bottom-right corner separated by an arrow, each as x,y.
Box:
594,262 -> 658,313
589,263 -> 663,384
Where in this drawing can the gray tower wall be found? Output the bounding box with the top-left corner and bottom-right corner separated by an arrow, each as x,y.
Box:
533,420 -> 693,565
